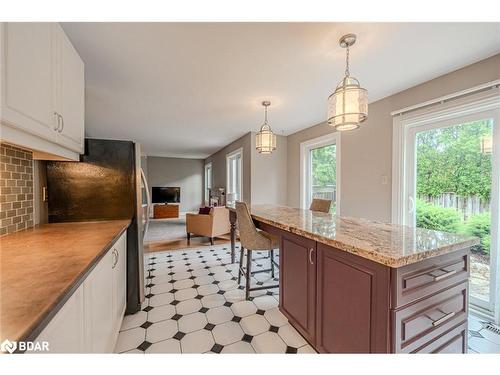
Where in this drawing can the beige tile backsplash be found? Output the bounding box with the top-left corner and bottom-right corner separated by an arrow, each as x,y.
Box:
0,143 -> 34,236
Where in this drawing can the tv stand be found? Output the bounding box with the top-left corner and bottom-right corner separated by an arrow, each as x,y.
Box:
153,203 -> 179,219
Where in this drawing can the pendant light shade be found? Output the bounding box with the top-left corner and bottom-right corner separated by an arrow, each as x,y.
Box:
256,101 -> 277,154
327,34 -> 368,131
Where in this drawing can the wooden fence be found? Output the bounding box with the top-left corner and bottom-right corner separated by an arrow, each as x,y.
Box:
312,186 -> 336,202
418,193 -> 490,221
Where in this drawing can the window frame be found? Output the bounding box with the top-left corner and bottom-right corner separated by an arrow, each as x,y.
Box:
226,147 -> 243,203
299,132 -> 341,213
204,162 -> 212,205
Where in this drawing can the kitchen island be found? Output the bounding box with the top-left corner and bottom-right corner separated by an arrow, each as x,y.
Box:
227,204 -> 479,353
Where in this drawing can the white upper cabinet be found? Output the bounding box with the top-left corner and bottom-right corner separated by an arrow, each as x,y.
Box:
0,23 -> 58,142
54,24 -> 85,153
0,22 -> 84,159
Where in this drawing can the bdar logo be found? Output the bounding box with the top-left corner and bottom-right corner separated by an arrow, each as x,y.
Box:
1,339 -> 17,354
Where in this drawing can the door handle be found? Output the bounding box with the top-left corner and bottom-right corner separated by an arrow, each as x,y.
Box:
309,248 -> 314,265
408,196 -> 415,214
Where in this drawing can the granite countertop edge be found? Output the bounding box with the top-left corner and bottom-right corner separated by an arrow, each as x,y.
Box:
248,211 -> 479,268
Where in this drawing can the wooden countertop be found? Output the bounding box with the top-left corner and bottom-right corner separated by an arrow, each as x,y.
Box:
0,220 -> 130,343
227,204 -> 478,268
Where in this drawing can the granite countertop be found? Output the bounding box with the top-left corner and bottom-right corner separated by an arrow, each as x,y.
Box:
228,204 -> 478,268
0,220 -> 130,343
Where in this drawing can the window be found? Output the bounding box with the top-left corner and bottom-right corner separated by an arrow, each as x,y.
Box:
226,148 -> 242,204
392,83 -> 500,322
204,162 -> 212,205
300,133 -> 340,213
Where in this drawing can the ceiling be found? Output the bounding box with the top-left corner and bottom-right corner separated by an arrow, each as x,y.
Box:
62,22 -> 500,158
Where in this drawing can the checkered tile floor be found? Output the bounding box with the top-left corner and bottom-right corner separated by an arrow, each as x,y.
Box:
115,243 -> 315,353
115,243 -> 500,354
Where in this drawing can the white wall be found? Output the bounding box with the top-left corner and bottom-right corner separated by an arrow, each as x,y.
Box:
250,132 -> 288,205
147,156 -> 204,212
287,53 -> 500,221
204,132 -> 253,204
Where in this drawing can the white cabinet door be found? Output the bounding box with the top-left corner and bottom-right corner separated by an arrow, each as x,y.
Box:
84,250 -> 114,353
55,24 -> 84,153
112,232 -> 127,333
0,23 -> 58,142
33,284 -> 85,353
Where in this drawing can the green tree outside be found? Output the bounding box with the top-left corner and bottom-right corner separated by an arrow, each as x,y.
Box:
416,119 -> 492,201
415,119 -> 493,254
311,144 -> 336,187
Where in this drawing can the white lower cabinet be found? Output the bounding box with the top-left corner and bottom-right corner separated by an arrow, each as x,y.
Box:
112,233 -> 127,334
33,232 -> 127,353
32,284 -> 86,353
84,248 -> 115,352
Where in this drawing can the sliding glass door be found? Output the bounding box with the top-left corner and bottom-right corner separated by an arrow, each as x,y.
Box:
405,110 -> 499,316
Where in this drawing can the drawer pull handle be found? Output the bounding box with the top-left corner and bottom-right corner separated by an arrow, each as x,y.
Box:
432,311 -> 456,326
309,248 -> 314,265
433,269 -> 457,281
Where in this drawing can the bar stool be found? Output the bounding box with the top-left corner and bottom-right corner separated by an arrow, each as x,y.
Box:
235,201 -> 279,300
309,198 -> 332,213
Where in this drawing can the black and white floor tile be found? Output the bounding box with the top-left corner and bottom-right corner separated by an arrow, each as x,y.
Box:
115,243 -> 500,354
115,244 -> 316,354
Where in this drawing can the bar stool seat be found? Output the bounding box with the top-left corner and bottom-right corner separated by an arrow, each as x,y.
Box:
309,198 -> 332,213
235,201 -> 279,300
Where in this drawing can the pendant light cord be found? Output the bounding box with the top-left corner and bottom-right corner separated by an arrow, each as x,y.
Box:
345,46 -> 350,77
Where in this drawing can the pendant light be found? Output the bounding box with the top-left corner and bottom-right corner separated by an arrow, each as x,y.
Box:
327,34 -> 368,131
255,101 -> 277,154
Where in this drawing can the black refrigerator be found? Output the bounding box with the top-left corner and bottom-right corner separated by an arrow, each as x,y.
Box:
46,138 -> 151,314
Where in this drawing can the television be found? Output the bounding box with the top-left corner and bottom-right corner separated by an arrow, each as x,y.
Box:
152,187 -> 180,204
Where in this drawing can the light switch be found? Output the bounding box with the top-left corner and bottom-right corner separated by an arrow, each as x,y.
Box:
381,175 -> 388,185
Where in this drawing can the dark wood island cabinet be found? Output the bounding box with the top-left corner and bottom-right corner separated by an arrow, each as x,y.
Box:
228,204 -> 478,354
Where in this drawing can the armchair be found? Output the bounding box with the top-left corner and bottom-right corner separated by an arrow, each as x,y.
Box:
186,206 -> 231,245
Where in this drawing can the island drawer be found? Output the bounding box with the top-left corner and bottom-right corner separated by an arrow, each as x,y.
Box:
392,281 -> 468,353
391,248 -> 469,308
413,321 -> 467,353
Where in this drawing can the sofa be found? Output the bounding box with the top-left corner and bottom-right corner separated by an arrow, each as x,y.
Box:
186,206 -> 231,245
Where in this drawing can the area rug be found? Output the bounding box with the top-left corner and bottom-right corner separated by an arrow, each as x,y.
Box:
144,215 -> 187,243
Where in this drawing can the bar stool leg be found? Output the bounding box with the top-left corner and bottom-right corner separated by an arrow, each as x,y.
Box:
245,249 -> 252,300
270,249 -> 275,278
238,246 -> 245,285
